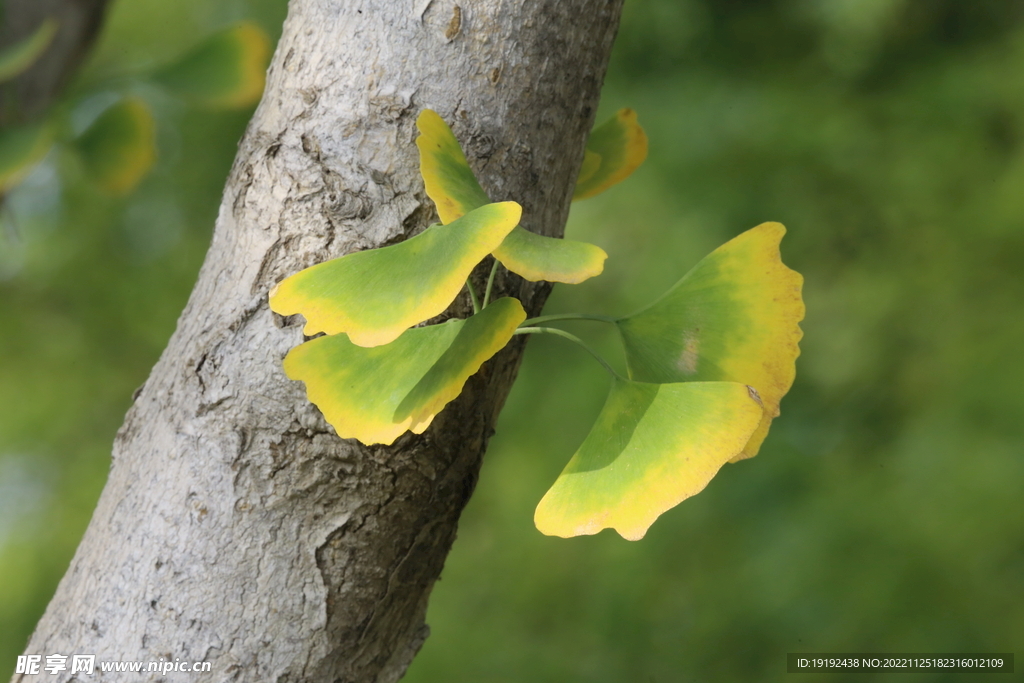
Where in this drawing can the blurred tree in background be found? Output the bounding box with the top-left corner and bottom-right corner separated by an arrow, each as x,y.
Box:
3,0 -> 1023,680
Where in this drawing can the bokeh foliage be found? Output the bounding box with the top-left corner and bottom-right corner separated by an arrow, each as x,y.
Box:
3,0 -> 1024,680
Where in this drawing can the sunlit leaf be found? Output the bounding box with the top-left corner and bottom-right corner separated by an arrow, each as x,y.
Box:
572,108 -> 648,200
491,226 -> 606,284
395,297 -> 526,425
415,108 -> 490,225
416,108 -> 606,284
283,297 -> 525,445
75,97 -> 157,195
269,201 -> 521,347
0,121 -> 54,193
534,379 -> 763,540
0,17 -> 58,83
615,222 -> 805,460
155,22 -> 270,109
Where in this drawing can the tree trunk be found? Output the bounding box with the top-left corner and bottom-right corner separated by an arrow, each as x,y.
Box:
16,1 -> 622,681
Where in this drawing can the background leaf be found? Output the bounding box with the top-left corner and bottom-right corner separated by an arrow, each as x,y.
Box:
0,17 -> 58,84
572,108 -> 648,200
74,97 -> 157,195
154,22 -> 270,109
0,121 -> 54,193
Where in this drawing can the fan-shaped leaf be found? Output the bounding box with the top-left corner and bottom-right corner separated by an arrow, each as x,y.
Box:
416,108 -> 606,284
572,108 -> 648,200
535,379 -> 763,540
615,222 -> 805,460
269,201 -> 521,347
415,108 -> 490,225
155,22 -> 270,109
0,120 -> 54,192
75,97 -> 156,195
576,149 -> 601,187
491,227 -> 606,284
493,227 -> 607,284
283,297 -> 525,445
0,17 -> 58,83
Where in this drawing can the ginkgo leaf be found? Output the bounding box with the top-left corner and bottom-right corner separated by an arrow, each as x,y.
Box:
283,297 -> 525,445
0,17 -> 58,83
615,222 -> 805,460
0,120 -> 54,193
576,149 -> 601,187
491,227 -> 607,284
415,108 -> 491,225
395,297 -> 526,425
155,22 -> 270,109
534,379 -> 763,541
416,108 -> 606,284
75,97 -> 157,195
269,201 -> 521,347
572,108 -> 648,200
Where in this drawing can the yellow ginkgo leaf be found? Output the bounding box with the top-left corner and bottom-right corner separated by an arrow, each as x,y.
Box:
415,108 -> 490,225
416,108 -> 607,284
535,379 -> 763,540
75,97 -> 157,195
269,201 -> 521,347
615,222 -> 805,460
155,22 -> 270,109
572,108 -> 648,200
491,226 -> 606,284
283,297 -> 525,445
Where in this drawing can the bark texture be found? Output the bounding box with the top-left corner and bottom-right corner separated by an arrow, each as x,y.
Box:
17,1 -> 622,681
0,0 -> 111,126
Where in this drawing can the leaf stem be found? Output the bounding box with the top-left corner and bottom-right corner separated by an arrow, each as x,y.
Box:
466,278 -> 481,314
482,258 -> 500,308
514,326 -> 624,379
521,312 -> 618,326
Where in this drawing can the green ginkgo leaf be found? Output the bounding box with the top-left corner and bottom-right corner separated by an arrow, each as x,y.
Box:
416,108 -> 607,284
535,379 -> 763,540
491,226 -> 606,284
283,297 -> 525,445
0,120 -> 54,193
572,108 -> 648,200
269,201 -> 521,347
415,108 -> 490,225
576,149 -> 601,187
155,22 -> 270,109
0,17 -> 58,83
75,97 -> 157,195
615,222 -> 805,460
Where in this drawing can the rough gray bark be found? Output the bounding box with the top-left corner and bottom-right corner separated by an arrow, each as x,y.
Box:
0,0 -> 111,126
16,1 -> 622,681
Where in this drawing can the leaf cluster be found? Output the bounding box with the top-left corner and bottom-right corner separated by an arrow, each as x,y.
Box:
271,109 -> 804,540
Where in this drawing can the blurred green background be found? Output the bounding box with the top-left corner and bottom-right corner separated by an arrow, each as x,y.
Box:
2,1 -> 1023,681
